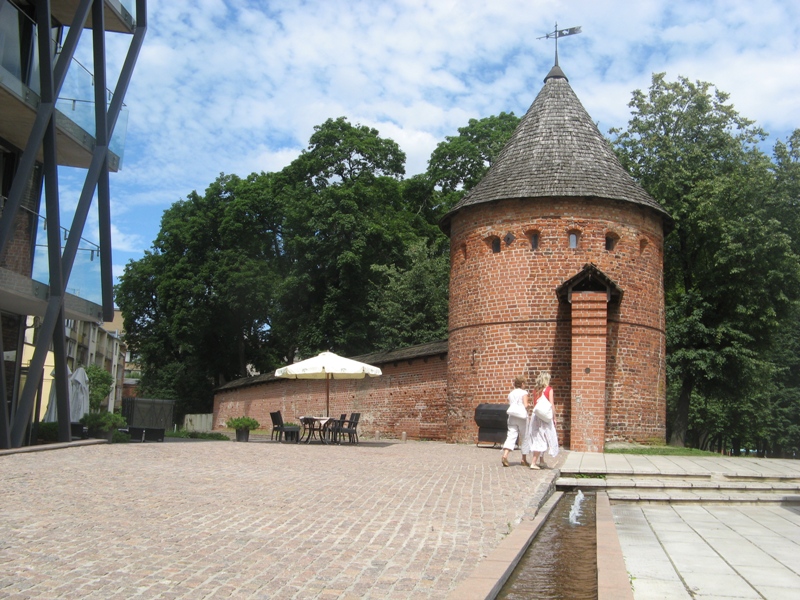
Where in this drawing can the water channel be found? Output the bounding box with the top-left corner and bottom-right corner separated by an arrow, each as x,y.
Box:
497,490 -> 597,599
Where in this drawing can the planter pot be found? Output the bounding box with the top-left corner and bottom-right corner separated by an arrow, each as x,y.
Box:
88,428 -> 114,442
235,428 -> 250,442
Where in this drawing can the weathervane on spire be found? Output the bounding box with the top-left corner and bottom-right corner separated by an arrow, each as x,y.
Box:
538,22 -> 582,66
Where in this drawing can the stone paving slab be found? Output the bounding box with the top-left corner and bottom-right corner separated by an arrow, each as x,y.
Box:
564,453 -> 800,479
612,489 -> 800,599
0,440 -> 558,599
568,452 -> 800,600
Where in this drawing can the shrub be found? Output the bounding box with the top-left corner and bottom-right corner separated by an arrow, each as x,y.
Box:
226,416 -> 260,430
112,430 -> 131,443
37,422 -> 60,442
80,411 -> 127,433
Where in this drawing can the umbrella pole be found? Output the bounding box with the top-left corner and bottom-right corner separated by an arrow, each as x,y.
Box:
326,374 -> 330,417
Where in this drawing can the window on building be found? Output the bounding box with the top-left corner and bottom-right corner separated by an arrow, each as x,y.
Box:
569,231 -> 580,249
605,233 -> 619,251
491,237 -> 501,253
529,232 -> 540,251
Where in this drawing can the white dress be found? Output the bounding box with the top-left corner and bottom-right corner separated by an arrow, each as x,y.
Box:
502,387 -> 529,451
525,386 -> 559,457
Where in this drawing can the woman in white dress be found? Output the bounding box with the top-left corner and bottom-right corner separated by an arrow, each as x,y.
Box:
525,371 -> 559,469
501,376 -> 531,467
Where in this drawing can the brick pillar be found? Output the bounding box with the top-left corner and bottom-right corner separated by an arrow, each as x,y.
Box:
570,291 -> 607,452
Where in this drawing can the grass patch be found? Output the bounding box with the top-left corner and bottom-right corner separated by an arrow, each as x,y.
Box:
165,429 -> 230,441
605,446 -> 718,456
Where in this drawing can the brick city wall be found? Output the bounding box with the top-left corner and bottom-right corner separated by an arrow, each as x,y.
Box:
447,196 -> 667,447
213,354 -> 449,440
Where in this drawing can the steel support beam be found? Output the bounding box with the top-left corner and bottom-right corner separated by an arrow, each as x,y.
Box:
0,0 -> 91,260
0,318 -> 9,449
4,0 -> 148,448
37,1 -> 72,443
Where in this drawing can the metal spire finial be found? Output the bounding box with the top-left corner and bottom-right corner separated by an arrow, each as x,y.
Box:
538,22 -> 582,67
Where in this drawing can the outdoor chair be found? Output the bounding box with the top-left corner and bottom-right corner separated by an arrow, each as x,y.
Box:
270,411 -> 284,440
338,412 -> 361,444
329,413 -> 347,443
270,411 -> 300,442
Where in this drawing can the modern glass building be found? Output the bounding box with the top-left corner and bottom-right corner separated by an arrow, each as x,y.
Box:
0,0 -> 146,447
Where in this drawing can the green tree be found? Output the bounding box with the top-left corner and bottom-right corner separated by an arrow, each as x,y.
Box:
428,111 -> 520,194
758,130 -> 800,456
611,74 -> 800,448
114,112 -> 525,416
274,117 -> 419,358
369,240 -> 449,349
426,112 -> 520,213
116,172 -> 283,417
84,364 -> 114,412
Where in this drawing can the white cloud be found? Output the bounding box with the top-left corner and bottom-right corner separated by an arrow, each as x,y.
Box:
55,0 -> 797,267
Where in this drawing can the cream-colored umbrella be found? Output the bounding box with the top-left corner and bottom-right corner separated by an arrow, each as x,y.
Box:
275,351 -> 382,416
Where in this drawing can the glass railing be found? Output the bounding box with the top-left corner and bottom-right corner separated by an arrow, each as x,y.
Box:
117,0 -> 136,21
0,0 -> 129,166
56,49 -> 129,165
30,210 -> 103,306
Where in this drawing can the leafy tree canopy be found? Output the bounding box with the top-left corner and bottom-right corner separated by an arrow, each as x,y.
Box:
84,364 -> 114,412
428,111 -> 520,194
611,74 -> 800,451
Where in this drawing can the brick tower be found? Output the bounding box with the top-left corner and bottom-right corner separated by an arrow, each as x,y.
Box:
440,63 -> 670,450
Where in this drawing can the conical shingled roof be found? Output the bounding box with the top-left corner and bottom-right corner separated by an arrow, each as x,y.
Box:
440,66 -> 668,233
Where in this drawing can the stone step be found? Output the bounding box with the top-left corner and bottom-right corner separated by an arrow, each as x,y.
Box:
556,475 -> 800,504
556,476 -> 800,504
558,476 -> 800,490
560,470 -> 800,483
606,491 -> 800,504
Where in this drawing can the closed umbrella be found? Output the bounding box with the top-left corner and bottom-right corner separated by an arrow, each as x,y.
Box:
275,351 -> 382,416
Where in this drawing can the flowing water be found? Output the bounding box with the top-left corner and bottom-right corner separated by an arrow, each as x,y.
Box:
569,489 -> 585,525
497,491 -> 597,599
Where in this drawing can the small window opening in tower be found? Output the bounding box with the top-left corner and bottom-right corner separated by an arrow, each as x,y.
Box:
605,233 -> 619,251
529,232 -> 540,250
504,232 -> 515,246
491,237 -> 501,253
639,238 -> 648,254
569,231 -> 580,249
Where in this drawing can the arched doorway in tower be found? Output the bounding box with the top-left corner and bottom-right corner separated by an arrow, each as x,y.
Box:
556,264 -> 623,452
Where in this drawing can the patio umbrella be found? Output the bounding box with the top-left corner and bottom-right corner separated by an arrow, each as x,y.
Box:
275,351 -> 382,416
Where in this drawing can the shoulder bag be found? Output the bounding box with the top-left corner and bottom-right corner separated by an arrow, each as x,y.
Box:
507,402 -> 528,419
533,393 -> 553,422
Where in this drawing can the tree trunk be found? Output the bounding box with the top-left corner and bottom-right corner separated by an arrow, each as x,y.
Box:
668,378 -> 693,447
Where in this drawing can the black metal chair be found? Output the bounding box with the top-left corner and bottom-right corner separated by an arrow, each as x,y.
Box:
329,413 -> 347,444
270,411 -> 284,441
338,412 -> 361,444
271,411 -> 300,443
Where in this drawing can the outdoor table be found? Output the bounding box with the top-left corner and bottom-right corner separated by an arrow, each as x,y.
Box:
300,416 -> 334,444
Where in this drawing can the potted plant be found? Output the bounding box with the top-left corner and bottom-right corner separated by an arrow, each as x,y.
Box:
227,416 -> 260,442
80,411 -> 127,442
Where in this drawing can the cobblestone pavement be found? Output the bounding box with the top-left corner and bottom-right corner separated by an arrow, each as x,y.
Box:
0,439 -> 559,599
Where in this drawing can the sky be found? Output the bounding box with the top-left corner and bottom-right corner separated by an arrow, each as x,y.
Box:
43,0 -> 800,303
